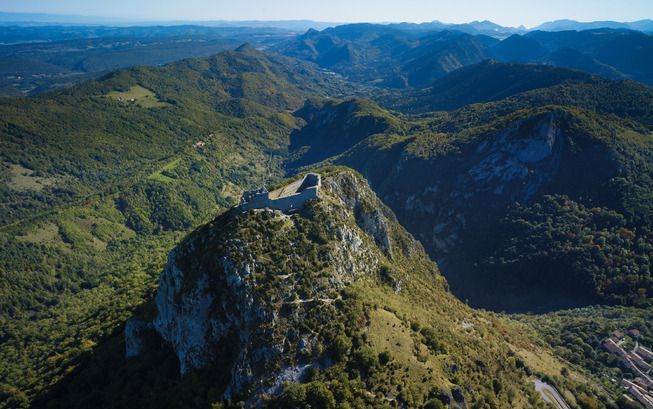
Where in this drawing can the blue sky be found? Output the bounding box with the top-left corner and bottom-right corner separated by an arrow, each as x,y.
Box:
2,0 -> 653,27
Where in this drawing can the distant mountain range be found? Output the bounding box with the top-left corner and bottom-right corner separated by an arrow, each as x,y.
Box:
0,25 -> 299,95
1,11 -> 651,35
0,11 -> 138,26
534,19 -> 653,32
385,20 -> 526,38
2,15 -> 652,97
274,25 -> 499,88
0,12 -> 339,31
276,23 -> 653,87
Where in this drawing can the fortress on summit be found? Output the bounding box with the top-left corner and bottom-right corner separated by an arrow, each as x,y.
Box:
239,173 -> 321,212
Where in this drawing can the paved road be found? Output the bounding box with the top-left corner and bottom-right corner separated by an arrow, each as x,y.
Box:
533,378 -> 572,409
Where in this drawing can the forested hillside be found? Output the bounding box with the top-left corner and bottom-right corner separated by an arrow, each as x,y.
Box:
376,60 -> 597,112
0,46 -> 352,407
287,72 -> 653,312
2,36 -> 653,409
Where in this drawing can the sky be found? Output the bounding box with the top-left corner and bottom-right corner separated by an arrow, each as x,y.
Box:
2,0 -> 653,28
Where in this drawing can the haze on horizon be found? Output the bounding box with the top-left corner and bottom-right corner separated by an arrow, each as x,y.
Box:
2,0 -> 653,28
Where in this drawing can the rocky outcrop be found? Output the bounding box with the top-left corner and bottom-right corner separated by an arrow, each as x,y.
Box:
328,224 -> 378,282
324,171 -> 399,256
335,107 -> 630,311
125,170 -> 429,401
124,318 -> 152,358
353,109 -> 618,257
148,243 -> 277,396
152,250 -> 217,374
468,112 -> 563,201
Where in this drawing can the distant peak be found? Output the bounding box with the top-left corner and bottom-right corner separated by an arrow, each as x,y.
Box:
234,43 -> 259,54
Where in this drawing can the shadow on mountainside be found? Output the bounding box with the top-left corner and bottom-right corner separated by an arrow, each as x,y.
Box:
29,301 -> 224,409
439,258 -> 602,314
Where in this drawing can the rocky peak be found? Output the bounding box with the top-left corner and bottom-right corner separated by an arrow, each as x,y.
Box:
126,169 -> 434,400
235,43 -> 260,55
121,169 -> 586,408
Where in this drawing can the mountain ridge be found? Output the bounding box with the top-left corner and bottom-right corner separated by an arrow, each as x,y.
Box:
377,60 -> 600,113
289,89 -> 653,311
275,24 -> 653,87
533,19 -> 653,32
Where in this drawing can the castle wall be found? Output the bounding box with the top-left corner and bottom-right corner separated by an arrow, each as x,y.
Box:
267,186 -> 318,212
240,192 -> 270,211
299,174 -> 320,191
239,173 -> 320,212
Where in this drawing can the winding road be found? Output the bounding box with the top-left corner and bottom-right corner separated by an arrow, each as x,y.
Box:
533,378 -> 571,409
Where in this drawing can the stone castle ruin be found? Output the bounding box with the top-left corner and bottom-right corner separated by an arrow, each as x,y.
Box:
239,173 -> 321,212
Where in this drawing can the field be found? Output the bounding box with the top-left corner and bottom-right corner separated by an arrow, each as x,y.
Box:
149,158 -> 182,183
106,85 -> 170,108
5,163 -> 56,192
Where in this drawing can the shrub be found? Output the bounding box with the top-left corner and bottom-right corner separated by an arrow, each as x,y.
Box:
349,347 -> 379,376
421,327 -> 445,354
378,351 -> 392,366
423,399 -> 445,409
305,382 -> 336,409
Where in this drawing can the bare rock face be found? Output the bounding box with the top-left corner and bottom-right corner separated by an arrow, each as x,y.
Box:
124,319 -> 152,358
324,171 -> 399,256
366,109 -> 618,257
150,243 -> 276,396
152,250 -> 219,375
125,170 -> 431,401
468,112 -> 563,201
428,111 -> 567,253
